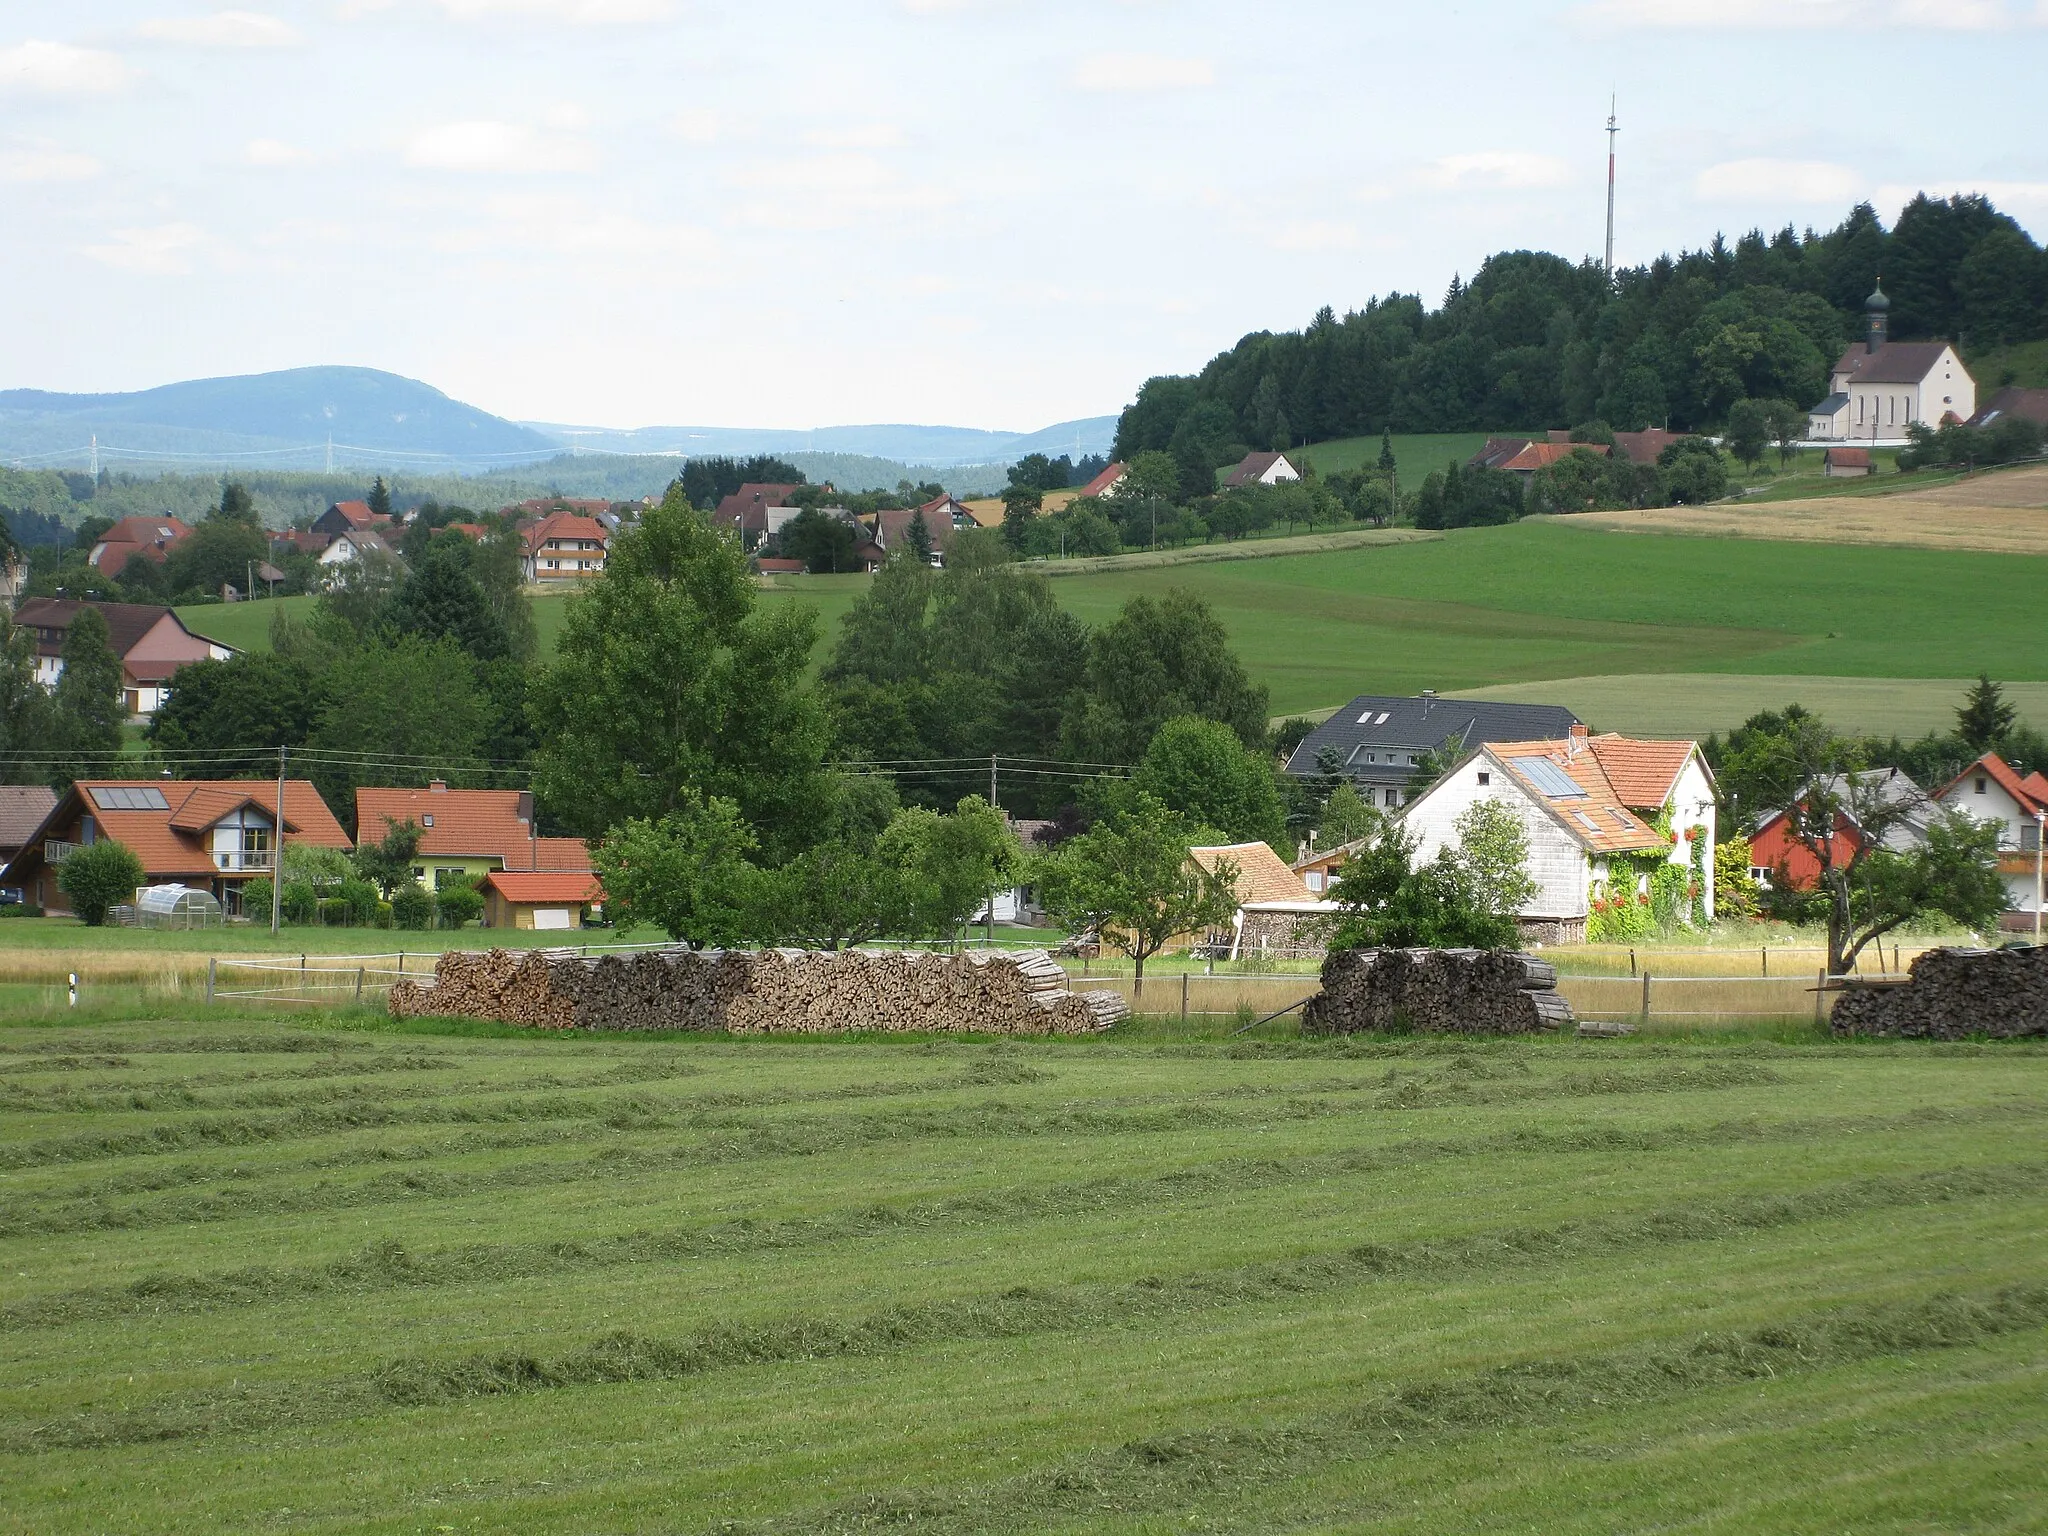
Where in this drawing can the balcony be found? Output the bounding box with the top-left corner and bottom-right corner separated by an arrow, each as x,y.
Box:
43,839 -> 79,863
213,850 -> 275,873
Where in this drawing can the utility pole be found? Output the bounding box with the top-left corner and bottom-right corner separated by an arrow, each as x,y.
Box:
1604,95 -> 1618,280
271,746 -> 287,935
325,435 -> 334,474
89,435 -> 98,477
989,753 -> 998,810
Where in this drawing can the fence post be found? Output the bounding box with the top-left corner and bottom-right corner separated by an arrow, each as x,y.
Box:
1815,969 -> 1826,1027
1640,972 -> 1651,1022
300,953 -> 307,997
1181,971 -> 1189,1020
68,972 -> 77,1009
1761,947 -> 1768,977
397,951 -> 405,976
1629,948 -> 1637,978
355,967 -> 365,1004
206,957 -> 216,1006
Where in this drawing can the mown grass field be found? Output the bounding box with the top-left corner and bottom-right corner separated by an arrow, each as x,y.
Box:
0,1004 -> 2042,1533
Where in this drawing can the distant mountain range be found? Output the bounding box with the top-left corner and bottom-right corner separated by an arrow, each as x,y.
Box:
0,366 -> 1117,475
523,417 -> 1119,468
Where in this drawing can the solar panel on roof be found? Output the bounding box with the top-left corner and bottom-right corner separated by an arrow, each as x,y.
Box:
1575,810 -> 1603,831
1517,758 -> 1587,799
89,786 -> 169,812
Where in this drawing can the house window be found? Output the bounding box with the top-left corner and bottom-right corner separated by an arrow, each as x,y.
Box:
1976,778 -> 1988,794
2025,825 -> 2043,852
1477,771 -> 1491,786
1305,871 -> 1324,892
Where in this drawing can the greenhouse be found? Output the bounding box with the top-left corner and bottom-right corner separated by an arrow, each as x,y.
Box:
135,884 -> 224,930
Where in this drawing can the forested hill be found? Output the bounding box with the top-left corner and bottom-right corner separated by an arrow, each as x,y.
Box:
1114,193 -> 2048,472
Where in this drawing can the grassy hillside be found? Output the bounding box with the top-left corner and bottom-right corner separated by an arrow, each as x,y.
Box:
1291,431 -> 1526,479
1,1008 -> 2042,1532
1457,674 -> 2048,739
184,521 -> 2048,728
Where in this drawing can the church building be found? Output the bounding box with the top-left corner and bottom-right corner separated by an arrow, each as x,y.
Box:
1806,283 -> 1974,443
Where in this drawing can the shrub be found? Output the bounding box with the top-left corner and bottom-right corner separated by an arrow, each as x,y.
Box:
57,839 -> 146,927
391,881 -> 434,931
338,878 -> 380,926
281,880 -> 317,926
434,879 -> 484,929
241,876 -> 274,921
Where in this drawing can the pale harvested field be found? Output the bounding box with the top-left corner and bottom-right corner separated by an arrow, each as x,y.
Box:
1569,462 -> 2048,554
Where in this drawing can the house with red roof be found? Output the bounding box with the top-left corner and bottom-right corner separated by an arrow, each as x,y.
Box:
13,597 -> 235,716
312,500 -> 394,541
0,778 -> 350,919
1932,753 -> 2047,930
521,511 -> 608,582
1222,451 -> 1301,488
87,515 -> 193,579
1397,729 -> 1717,942
355,782 -> 591,895
713,484 -> 803,545
1077,461 -> 1127,498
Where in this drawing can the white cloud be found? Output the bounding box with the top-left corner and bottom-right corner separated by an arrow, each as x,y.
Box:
723,153 -> 950,228
0,141 -> 102,182
1071,54 -> 1215,92
1579,0 -> 2035,25
1423,151 -> 1572,189
669,108 -> 728,144
806,123 -> 906,150
84,222 -> 205,274
403,119 -> 593,173
0,39 -> 133,96
244,137 -> 312,166
138,11 -> 303,47
1269,219 -> 1359,252
1696,157 -> 1859,204
420,0 -> 673,21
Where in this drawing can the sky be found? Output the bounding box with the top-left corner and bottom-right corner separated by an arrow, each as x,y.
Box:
3,1 -> 2045,434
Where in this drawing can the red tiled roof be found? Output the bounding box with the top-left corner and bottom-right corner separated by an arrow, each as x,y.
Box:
2,779 -> 348,886
1189,842 -> 1315,905
1489,740 -> 1673,855
354,786 -> 593,868
1078,462 -> 1126,498
12,598 -> 196,661
271,529 -> 331,555
1935,753 -> 2048,818
327,500 -> 393,529
481,870 -> 605,904
713,484 -> 802,534
1611,428 -> 1684,466
1500,441 -> 1609,473
523,512 -> 609,553
1584,735 -> 1699,809
1824,446 -> 1872,467
756,557 -> 807,573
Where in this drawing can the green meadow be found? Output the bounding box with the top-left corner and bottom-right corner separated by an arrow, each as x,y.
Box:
0,1008 -> 2042,1533
180,519 -> 2048,730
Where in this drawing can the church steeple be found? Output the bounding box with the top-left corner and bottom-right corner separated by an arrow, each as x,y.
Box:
1865,279 -> 1890,353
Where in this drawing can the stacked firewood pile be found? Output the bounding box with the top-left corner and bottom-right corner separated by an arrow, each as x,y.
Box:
1300,948 -> 1573,1035
389,948 -> 574,1028
1830,945 -> 2048,1039
388,946 -> 1129,1035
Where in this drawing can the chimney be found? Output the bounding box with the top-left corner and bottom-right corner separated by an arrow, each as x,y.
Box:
428,779 -> 448,794
516,791 -> 534,825
1567,722 -> 1588,756
1419,689 -> 1436,716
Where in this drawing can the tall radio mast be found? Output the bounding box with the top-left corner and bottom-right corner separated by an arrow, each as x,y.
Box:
1604,95 -> 1618,279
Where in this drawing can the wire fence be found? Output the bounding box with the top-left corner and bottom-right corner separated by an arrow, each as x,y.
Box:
203,943 -> 1842,1025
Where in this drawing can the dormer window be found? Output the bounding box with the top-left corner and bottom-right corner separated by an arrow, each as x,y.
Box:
1975,778 -> 1987,794
423,814 -> 434,827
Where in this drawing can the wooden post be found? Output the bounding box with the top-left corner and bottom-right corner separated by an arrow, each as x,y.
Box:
68,972 -> 77,1009
397,951 -> 405,976
1180,971 -> 1189,1020
1640,972 -> 1651,1022
355,966 -> 365,1004
206,957 -> 216,1005
1814,969 -> 1826,1028
1629,948 -> 1637,978
1761,947 -> 1768,977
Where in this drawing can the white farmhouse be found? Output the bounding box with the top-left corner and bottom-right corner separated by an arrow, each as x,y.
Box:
1931,753 -> 2047,931
1399,729 -> 1717,943
1221,451 -> 1302,488
1807,283 -> 1975,443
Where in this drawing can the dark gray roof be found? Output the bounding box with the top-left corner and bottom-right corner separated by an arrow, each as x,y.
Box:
1970,386 -> 2048,428
1284,695 -> 1582,779
1809,392 -> 1850,414
1829,341 -> 1957,387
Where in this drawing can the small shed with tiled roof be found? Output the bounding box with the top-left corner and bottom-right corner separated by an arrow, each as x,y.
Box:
480,870 -> 605,930
1186,841 -> 1340,958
